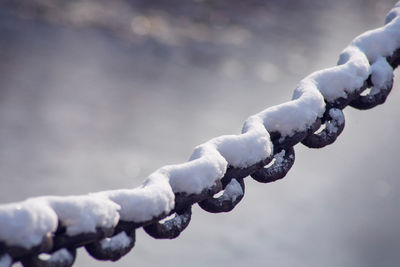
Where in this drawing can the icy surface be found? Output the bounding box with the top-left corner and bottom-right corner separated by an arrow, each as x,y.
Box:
100,231 -> 132,251
0,2 -> 400,251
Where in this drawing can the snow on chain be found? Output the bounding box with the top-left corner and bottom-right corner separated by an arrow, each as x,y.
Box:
100,232 -> 133,251
1,2 -> 400,251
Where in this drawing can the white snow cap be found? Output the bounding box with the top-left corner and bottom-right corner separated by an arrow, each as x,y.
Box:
0,198 -> 57,248
93,176 -> 174,223
1,2 -> 400,251
0,195 -> 120,248
41,196 -> 120,236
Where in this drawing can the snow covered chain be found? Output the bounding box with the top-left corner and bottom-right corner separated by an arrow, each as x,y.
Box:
2,3 -> 400,266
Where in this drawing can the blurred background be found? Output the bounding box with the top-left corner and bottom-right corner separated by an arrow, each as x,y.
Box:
0,0 -> 399,266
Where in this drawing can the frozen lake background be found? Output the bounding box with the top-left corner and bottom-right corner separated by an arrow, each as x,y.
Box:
1,0 -> 400,266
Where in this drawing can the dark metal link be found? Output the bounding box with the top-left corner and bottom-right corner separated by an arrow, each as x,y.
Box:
349,78 -> 393,110
1,11 -> 400,266
173,181 -> 222,213
251,147 -> 295,183
21,248 -> 76,267
324,81 -> 369,110
198,178 -> 245,213
388,48 -> 400,68
270,119 -> 322,153
302,108 -> 345,148
51,226 -> 114,253
85,229 -> 135,262
143,207 -> 192,239
2,234 -> 53,261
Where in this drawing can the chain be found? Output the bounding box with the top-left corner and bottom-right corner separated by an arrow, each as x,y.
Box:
1,3 -> 400,267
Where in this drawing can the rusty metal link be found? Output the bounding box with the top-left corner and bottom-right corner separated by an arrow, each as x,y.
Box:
198,178 -> 245,213
302,108 -> 345,148
21,248 -> 76,267
143,207 -> 192,239
251,147 -> 295,183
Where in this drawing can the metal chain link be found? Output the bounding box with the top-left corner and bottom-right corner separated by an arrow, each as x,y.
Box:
1,17 -> 400,267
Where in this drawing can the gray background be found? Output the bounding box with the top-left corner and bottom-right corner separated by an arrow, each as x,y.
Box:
0,0 -> 399,266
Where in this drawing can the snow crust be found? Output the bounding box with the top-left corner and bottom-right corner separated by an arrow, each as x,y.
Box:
1,2 -> 400,252
100,231 -> 132,251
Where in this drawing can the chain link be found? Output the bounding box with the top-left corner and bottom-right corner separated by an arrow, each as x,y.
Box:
1,10 -> 400,267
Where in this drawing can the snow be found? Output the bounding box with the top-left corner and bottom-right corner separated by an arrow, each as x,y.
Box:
0,254 -> 12,267
317,46 -> 370,102
0,198 -> 57,249
167,143 -> 227,193
250,79 -> 325,137
1,1 -> 400,252
41,196 -> 120,236
352,16 -> 400,63
162,214 -> 183,231
274,150 -> 286,165
46,248 -> 74,265
100,231 -> 132,251
93,178 -> 174,222
326,109 -> 344,134
223,179 -> 244,202
261,150 -> 289,174
385,2 -> 400,24
0,195 -> 120,248
370,57 -> 393,94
